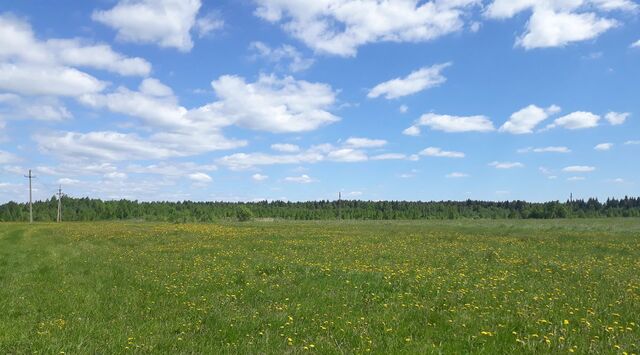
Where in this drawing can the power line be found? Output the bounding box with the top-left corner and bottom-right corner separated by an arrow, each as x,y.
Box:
23,169 -> 36,223
57,185 -> 63,223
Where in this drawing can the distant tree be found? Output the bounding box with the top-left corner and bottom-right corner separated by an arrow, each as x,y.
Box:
236,206 -> 254,222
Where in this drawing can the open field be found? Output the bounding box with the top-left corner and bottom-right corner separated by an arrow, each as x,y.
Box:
1,220 -> 639,354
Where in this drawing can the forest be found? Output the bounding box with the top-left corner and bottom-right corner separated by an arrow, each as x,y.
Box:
1,196 -> 640,222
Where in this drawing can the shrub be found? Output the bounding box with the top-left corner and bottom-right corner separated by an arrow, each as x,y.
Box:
236,206 -> 254,222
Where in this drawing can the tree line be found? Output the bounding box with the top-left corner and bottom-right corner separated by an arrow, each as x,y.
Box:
1,196 -> 640,222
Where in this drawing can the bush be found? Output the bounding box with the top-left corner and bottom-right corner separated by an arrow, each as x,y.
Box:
236,206 -> 254,222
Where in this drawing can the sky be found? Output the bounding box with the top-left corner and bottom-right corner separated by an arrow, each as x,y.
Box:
0,0 -> 639,203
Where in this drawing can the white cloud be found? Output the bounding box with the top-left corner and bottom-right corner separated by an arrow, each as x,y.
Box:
45,39 -> 152,76
252,173 -> 269,181
0,15 -> 152,77
446,172 -> 469,178
249,41 -> 314,72
402,125 -> 421,136
546,111 -> 601,130
206,74 -> 339,133
139,78 -> 174,97
489,161 -> 524,169
562,165 -> 596,173
410,113 -> 495,133
73,74 -> 337,161
218,151 -> 325,170
591,0 -> 638,11
0,150 -> 17,164
594,143 -> 613,151
0,63 -> 106,97
195,11 -> 224,38
608,177 -> 626,184
371,153 -> 407,160
567,176 -> 586,181
420,147 -> 465,158
368,63 -> 451,99
126,162 -> 217,177
499,104 -> 560,134
93,0 -> 203,52
105,171 -> 128,180
188,172 -> 213,183
254,0 -> 480,57
344,137 -> 387,148
271,143 -> 300,153
327,148 -> 368,162
399,105 -> 409,113
35,131 -> 182,161
284,174 -> 316,184
0,94 -> 72,121
632,39 -> 640,47
605,111 -> 630,125
485,1 -> 624,49
518,146 -> 571,153
57,178 -> 80,185
625,140 -> 640,145
517,8 -> 617,49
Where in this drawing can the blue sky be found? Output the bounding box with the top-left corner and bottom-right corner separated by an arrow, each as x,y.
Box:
0,0 -> 639,203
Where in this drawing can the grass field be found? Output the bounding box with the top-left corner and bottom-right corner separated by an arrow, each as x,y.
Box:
1,219 -> 639,354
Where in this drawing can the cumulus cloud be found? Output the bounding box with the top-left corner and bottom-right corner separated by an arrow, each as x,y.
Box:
254,0 -> 480,56
195,11 -> 224,38
344,137 -> 387,148
327,148 -> 368,162
188,172 -> 213,183
563,165 -> 596,173
408,113 -> 495,133
271,143 -> 300,153
371,153 -> 408,161
594,143 -> 613,151
485,0 -> 629,49
420,147 -> 465,158
489,161 -> 524,169
249,41 -> 314,72
218,151 -> 325,170
546,111 -> 601,130
205,74 -> 339,133
605,111 -> 630,125
0,63 -> 106,97
252,173 -> 269,181
518,146 -> 571,153
284,174 -> 316,184
499,104 -> 560,134
92,0 -> 204,52
35,130 -> 244,162
446,172 -> 469,178
0,150 -> 17,164
368,63 -> 451,99
0,94 -> 72,121
0,14 -> 151,77
218,138 -> 404,170
63,74 -> 339,161
402,125 -> 421,136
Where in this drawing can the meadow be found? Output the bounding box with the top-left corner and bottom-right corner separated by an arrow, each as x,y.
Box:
0,219 -> 639,354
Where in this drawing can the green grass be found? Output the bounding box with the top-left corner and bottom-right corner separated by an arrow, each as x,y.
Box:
1,219 -> 639,354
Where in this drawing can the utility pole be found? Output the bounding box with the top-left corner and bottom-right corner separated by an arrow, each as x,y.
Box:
24,170 -> 36,223
57,185 -> 63,223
